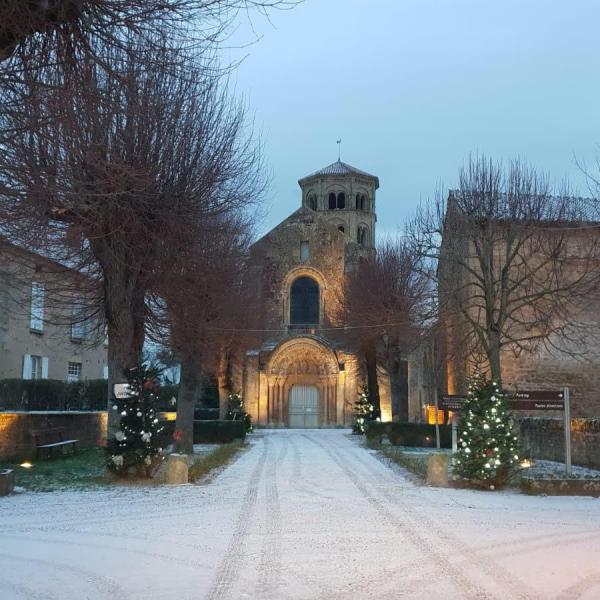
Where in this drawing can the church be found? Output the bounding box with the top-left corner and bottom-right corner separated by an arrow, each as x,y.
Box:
236,159 -> 394,427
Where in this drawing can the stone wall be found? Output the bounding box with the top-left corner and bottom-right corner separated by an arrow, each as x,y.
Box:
0,411 -> 107,459
517,417 -> 600,469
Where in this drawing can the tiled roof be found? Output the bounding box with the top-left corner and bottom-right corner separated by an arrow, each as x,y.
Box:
299,160 -> 379,186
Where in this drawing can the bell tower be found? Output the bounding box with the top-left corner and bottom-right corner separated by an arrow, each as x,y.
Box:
297,159 -> 379,249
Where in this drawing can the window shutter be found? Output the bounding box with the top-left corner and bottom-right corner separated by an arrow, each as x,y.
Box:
41,357 -> 49,379
22,354 -> 32,379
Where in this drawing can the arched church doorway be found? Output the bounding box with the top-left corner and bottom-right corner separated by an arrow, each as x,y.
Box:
288,385 -> 320,428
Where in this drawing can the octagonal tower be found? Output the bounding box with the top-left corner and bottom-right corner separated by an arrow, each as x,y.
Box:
298,159 -> 379,249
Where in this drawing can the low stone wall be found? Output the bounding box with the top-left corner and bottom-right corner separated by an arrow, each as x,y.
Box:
517,417 -> 600,469
0,411 -> 108,460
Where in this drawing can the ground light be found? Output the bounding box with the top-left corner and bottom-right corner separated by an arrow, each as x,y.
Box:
20,462 -> 33,469
520,459 -> 533,469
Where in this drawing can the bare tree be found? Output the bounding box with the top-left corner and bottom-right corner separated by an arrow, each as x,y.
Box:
0,39 -> 265,432
157,215 -> 260,453
342,238 -> 431,421
410,155 -> 600,388
0,0 -> 299,67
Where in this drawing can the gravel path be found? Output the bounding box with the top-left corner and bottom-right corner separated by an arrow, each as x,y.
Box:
2,429 -> 600,599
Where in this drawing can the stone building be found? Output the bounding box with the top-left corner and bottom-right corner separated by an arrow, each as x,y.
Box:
434,194 -> 600,418
237,160 -> 393,427
0,240 -> 108,382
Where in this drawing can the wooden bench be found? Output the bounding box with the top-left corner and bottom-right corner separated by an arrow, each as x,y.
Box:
29,427 -> 80,459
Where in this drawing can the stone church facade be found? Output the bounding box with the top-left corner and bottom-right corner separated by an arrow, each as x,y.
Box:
237,160 -> 393,427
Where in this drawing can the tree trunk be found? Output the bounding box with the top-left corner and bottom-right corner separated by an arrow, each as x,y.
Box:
102,257 -> 146,436
389,355 -> 409,422
487,331 -> 502,383
217,350 -> 229,419
176,353 -> 201,454
365,344 -> 381,418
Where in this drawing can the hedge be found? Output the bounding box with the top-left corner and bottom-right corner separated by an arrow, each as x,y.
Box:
194,420 -> 247,444
364,422 -> 452,448
0,378 -> 108,411
0,380 -> 219,413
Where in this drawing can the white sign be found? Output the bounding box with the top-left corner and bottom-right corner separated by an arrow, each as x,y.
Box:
113,383 -> 132,399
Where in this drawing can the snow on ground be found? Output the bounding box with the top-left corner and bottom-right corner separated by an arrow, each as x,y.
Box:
1,429 -> 600,600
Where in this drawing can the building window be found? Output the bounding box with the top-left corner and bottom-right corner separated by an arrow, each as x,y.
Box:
30,282 -> 44,332
23,354 -> 47,379
71,318 -> 91,342
300,241 -> 309,260
103,365 -> 109,380
356,193 -> 368,210
328,192 -> 346,210
67,361 -> 82,383
357,226 -> 368,246
290,276 -> 319,325
427,405 -> 445,425
337,225 -> 345,233
308,194 -> 317,210
31,355 -> 43,379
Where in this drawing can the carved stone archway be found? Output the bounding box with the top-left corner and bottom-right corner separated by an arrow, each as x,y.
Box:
264,337 -> 340,427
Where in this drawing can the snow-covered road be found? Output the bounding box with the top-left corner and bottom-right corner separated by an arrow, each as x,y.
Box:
2,429 -> 600,599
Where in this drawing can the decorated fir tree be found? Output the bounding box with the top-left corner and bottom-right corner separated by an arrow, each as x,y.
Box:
225,391 -> 253,433
106,364 -> 165,477
352,385 -> 375,434
453,377 -> 520,488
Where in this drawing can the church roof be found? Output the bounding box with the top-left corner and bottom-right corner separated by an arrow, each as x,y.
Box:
298,160 -> 379,187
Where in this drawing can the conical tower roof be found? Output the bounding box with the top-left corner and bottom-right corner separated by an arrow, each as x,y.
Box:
298,160 -> 379,187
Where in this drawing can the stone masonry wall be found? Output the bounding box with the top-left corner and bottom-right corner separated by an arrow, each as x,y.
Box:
518,417 -> 600,469
0,411 -> 107,459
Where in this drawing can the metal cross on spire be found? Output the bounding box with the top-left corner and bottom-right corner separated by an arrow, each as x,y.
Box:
336,139 -> 342,161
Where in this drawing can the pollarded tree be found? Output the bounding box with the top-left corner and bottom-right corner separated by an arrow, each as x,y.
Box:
0,40 -> 264,432
0,0 -> 299,66
410,156 -> 600,387
157,215 -> 262,453
343,238 -> 432,421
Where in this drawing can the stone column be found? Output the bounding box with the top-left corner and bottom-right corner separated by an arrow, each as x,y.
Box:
329,381 -> 337,425
337,370 -> 346,425
275,381 -> 282,425
258,371 -> 269,426
281,384 -> 288,427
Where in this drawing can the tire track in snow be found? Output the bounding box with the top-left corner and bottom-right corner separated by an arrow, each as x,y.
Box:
0,578 -> 57,600
256,434 -> 287,599
555,570 -> 600,600
304,433 -> 494,600
0,552 -> 127,600
346,440 -> 541,600
205,435 -> 269,600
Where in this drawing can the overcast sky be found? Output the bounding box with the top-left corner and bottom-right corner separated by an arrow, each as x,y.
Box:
227,0 -> 600,237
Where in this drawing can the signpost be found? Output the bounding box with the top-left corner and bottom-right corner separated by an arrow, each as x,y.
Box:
438,388 -> 572,476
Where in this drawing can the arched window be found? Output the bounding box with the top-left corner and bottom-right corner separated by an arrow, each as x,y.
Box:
328,192 -> 336,210
308,194 -> 317,210
337,192 -> 345,209
357,226 -> 368,246
290,277 -> 319,325
355,194 -> 367,210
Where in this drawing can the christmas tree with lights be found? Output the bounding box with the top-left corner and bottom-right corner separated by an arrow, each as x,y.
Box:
106,364 -> 165,477
225,391 -> 253,433
352,385 -> 375,434
453,377 -> 520,488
